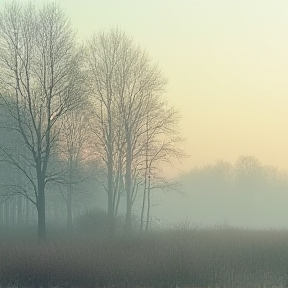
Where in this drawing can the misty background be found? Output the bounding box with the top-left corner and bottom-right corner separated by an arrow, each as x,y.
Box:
0,0 -> 288,237
1,2 -> 288,288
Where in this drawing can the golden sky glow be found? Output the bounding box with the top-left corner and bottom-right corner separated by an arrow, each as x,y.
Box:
9,0 -> 288,174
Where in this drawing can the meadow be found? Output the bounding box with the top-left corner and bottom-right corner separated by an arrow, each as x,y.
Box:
0,227 -> 288,288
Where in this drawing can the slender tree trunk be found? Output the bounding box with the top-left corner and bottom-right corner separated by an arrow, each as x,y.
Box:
140,174 -> 147,232
17,196 -> 23,226
145,175 -> 151,231
4,200 -> 10,226
10,198 -> 15,227
125,137 -> 132,234
31,204 -> 36,225
37,176 -> 46,243
141,120 -> 149,232
25,197 -> 30,226
107,154 -> 115,236
114,159 -> 124,218
115,181 -> 122,217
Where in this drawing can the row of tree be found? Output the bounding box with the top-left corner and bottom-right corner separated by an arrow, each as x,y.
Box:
0,3 -> 182,242
177,156 -> 288,228
183,156 -> 288,188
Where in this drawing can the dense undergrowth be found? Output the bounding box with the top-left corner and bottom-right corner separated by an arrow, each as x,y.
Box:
0,228 -> 288,288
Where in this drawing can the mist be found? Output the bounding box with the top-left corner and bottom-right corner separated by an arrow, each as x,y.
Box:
152,156 -> 288,230
0,1 -> 288,288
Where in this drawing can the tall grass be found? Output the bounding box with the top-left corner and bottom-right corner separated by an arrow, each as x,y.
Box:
0,228 -> 288,288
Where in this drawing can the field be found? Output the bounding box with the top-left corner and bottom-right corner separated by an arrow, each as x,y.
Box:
0,227 -> 288,288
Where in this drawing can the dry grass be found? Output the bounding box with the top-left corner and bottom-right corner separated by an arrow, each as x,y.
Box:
0,228 -> 288,288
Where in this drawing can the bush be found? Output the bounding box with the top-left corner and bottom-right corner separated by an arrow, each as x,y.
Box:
74,209 -> 125,237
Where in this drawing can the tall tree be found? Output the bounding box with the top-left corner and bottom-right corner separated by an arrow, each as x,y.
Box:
87,29 -> 126,235
0,3 -> 84,242
87,28 -> 179,234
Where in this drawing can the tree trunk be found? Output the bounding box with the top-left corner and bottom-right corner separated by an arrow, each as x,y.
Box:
10,198 -> 15,227
66,186 -> 73,232
107,154 -> 115,236
125,138 -> 132,234
4,200 -> 10,226
17,196 -> 23,226
145,175 -> 151,231
141,114 -> 149,232
140,175 -> 147,232
37,177 -> 46,243
25,197 -> 30,226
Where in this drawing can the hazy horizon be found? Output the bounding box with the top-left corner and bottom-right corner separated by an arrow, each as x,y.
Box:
1,4 -> 288,286
1,0 -> 288,231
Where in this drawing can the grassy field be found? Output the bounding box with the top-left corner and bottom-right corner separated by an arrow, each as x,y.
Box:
0,227 -> 288,288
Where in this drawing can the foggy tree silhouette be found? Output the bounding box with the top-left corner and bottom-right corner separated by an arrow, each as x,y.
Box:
0,3 -> 85,242
86,28 -> 179,235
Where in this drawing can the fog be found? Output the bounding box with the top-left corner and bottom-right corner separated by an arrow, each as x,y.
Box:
1,1 -> 288,288
2,156 -> 288,232
0,0 -> 286,233
152,157 -> 288,229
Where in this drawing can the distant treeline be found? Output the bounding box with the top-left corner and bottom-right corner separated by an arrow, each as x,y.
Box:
177,155 -> 288,228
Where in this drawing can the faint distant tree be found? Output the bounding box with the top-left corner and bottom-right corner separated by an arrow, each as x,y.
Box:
87,28 -> 177,234
0,3 -> 85,242
212,160 -> 234,182
260,165 -> 288,190
0,107 -> 35,225
233,155 -> 263,188
232,156 -> 265,222
54,108 -> 92,232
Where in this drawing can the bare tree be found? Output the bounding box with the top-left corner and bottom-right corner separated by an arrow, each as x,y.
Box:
87,30 -> 126,235
55,108 -> 92,232
139,105 -> 183,231
87,28 -> 181,234
0,3 -> 85,242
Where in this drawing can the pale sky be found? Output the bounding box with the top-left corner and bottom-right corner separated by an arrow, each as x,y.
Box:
6,0 -> 288,174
